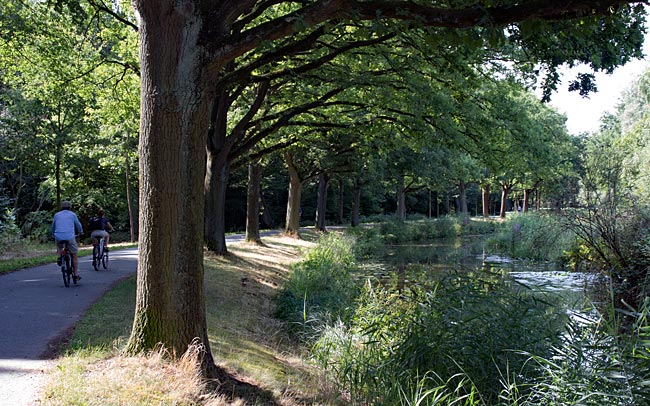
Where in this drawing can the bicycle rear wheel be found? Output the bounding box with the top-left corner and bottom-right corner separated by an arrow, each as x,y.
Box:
102,250 -> 108,269
93,245 -> 100,271
62,255 -> 71,287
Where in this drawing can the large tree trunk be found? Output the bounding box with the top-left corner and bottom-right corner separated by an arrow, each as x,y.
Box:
482,184 -> 490,218
351,176 -> 361,227
205,154 -> 229,254
284,151 -> 302,236
315,173 -> 329,232
245,162 -> 263,244
204,86 -> 230,255
126,3 -> 216,376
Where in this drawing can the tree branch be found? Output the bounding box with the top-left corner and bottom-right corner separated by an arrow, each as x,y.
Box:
209,0 -> 639,72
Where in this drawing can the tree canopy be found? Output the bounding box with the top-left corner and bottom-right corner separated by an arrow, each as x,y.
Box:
1,0 -> 647,378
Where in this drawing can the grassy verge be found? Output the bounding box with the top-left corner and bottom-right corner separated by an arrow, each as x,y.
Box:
38,233 -> 332,405
0,242 -> 138,274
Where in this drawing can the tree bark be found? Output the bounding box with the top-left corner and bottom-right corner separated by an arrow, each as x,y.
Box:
315,173 -> 330,232
459,180 -> 468,217
482,184 -> 490,217
260,193 -> 275,229
523,188 -> 532,212
55,144 -> 61,210
205,148 -> 230,254
126,3 -> 216,376
245,162 -> 263,244
433,190 -> 439,217
204,85 -> 231,255
499,183 -> 512,218
444,191 -> 450,215
284,151 -> 302,236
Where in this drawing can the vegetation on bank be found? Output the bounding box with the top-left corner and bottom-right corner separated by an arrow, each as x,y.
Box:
275,218 -> 650,405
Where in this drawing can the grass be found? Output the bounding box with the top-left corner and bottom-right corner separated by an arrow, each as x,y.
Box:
37,232 -> 332,405
0,241 -> 138,274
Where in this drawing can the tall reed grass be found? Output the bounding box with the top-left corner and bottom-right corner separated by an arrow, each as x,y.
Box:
364,215 -> 502,245
310,271 -> 566,404
486,212 -> 574,262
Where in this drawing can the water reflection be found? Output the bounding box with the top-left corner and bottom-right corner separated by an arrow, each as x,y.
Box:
375,236 -> 594,314
384,236 -> 486,271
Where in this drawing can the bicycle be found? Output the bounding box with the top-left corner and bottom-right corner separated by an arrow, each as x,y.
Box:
58,241 -> 76,287
92,235 -> 109,271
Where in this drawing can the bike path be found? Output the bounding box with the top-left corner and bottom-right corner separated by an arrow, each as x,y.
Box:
0,247 -> 138,405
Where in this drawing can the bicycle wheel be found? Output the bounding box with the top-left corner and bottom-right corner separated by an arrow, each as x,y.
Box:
67,254 -> 77,285
93,245 -> 100,271
102,250 -> 108,269
62,255 -> 71,287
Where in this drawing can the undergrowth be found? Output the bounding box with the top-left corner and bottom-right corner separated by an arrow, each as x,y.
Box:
277,226 -> 650,405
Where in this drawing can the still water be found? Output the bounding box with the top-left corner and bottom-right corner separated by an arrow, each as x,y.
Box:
371,235 -> 596,317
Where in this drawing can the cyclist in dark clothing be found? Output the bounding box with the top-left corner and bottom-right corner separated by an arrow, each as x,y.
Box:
89,209 -> 114,250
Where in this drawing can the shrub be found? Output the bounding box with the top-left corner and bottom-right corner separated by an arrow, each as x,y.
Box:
0,208 -> 22,253
312,271 -> 567,404
522,300 -> 650,405
274,233 -> 361,337
487,212 -> 574,262
563,206 -> 650,311
21,210 -> 53,242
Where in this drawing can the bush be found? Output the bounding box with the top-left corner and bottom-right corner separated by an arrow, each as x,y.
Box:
487,212 -> 574,262
522,300 -> 650,405
345,226 -> 383,260
312,271 -> 567,404
563,206 -> 650,311
21,210 -> 53,242
274,233 -> 361,337
0,208 -> 22,253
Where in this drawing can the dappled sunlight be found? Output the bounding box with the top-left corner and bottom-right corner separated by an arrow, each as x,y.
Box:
200,235 -> 323,403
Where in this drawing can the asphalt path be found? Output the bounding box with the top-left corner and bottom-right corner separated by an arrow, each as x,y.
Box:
0,247 -> 138,405
0,229 -> 296,405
